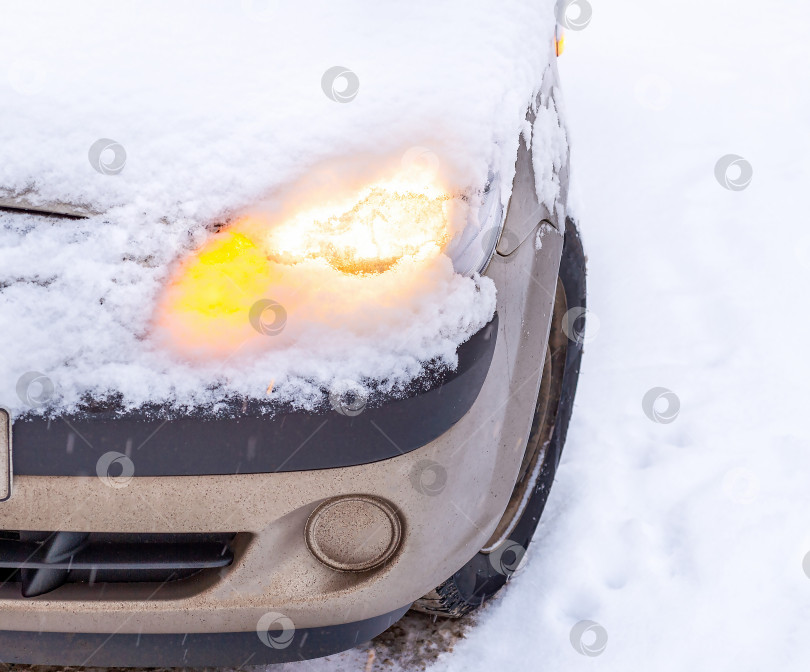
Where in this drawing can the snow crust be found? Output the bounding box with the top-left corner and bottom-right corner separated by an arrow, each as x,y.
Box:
0,0 -> 559,416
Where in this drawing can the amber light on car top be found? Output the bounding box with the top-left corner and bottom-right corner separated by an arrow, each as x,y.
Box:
556,27 -> 565,56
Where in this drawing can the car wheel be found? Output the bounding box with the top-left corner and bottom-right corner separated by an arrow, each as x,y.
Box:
411,217 -> 586,618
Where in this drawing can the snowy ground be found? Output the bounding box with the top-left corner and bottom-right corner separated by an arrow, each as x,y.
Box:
8,1 -> 810,671
264,1 -> 810,670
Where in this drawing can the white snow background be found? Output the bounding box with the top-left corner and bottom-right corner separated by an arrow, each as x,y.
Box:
2,0 -> 809,670
267,0 -> 810,670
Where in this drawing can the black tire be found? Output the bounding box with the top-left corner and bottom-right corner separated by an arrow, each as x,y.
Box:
412,217 -> 586,617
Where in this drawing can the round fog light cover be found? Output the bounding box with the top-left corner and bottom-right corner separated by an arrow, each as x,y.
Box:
305,495 -> 402,572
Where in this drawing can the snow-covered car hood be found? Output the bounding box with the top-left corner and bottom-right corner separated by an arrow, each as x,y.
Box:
0,0 -> 562,417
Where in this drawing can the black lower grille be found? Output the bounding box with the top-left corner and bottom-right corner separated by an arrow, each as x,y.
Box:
0,531 -> 235,597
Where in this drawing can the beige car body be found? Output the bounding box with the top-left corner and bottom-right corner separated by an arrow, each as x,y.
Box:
0,56 -> 570,665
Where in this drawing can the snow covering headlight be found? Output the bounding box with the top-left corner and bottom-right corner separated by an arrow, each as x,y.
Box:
255,171 -> 505,278
445,174 -> 506,277
155,167 -> 502,356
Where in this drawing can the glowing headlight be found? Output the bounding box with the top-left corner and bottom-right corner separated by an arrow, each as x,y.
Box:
263,182 -> 450,275
445,174 -> 506,277
155,168 -> 505,356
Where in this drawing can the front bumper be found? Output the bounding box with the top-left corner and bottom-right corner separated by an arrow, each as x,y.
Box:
13,316 -> 498,476
0,606 -> 411,666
